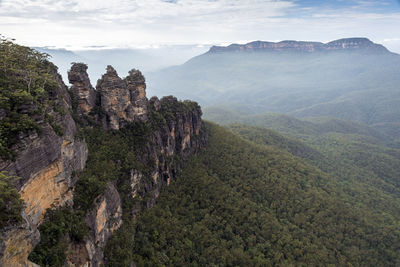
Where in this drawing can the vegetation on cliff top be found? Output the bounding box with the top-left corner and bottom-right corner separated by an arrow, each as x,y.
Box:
0,37 -> 64,160
4,38 -> 399,267
29,95 -> 202,266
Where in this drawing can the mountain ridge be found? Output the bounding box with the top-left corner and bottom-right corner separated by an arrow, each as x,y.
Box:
208,37 -> 392,54
147,37 -> 400,138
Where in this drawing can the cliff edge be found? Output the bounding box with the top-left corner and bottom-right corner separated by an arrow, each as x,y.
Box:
0,41 -> 207,267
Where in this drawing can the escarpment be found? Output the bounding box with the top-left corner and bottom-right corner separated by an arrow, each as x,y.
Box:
208,37 -> 390,54
0,63 -> 88,266
63,64 -> 206,267
0,56 -> 207,267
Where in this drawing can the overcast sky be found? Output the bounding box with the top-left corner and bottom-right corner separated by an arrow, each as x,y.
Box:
1,0 -> 400,52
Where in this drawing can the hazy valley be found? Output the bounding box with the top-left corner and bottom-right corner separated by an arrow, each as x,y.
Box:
1,35 -> 399,266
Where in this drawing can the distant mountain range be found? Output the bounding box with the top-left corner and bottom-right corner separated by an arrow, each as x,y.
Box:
37,37 -> 400,141
2,38 -> 400,267
147,38 -> 400,140
208,38 -> 390,54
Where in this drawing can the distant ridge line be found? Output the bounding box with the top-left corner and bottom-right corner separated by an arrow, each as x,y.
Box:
208,38 -> 390,54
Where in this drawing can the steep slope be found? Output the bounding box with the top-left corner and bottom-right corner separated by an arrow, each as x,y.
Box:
2,38 -> 399,267
148,38 -> 400,138
132,122 -> 400,266
0,39 -> 88,266
0,40 -> 207,266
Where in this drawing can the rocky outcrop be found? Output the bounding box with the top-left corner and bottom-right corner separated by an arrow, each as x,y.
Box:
1,59 -> 206,266
125,69 -> 148,121
323,38 -> 390,52
139,96 -> 206,208
97,66 -> 148,130
68,63 -> 97,116
64,95 -> 206,266
67,183 -> 122,267
0,68 -> 88,266
208,38 -> 390,54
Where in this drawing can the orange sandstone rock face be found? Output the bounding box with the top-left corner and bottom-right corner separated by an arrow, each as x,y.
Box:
95,200 -> 108,241
0,66 -> 88,266
1,59 -> 207,266
20,159 -> 67,226
20,139 -> 86,227
1,136 -> 87,266
0,226 -> 37,267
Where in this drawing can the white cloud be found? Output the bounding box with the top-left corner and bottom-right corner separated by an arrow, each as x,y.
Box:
0,0 -> 399,53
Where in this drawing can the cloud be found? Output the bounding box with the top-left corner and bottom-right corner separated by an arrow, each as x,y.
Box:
0,0 -> 294,47
0,0 -> 399,53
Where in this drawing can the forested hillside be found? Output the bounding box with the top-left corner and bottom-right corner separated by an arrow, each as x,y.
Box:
132,122 -> 400,266
204,106 -> 389,142
204,108 -> 400,198
1,38 -> 399,267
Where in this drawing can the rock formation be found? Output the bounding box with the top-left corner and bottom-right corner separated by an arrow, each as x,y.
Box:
68,63 -> 96,116
97,66 -> 148,130
0,68 -> 88,266
1,60 -> 207,266
66,183 -> 122,267
208,37 -> 390,54
141,96 -> 205,207
64,93 -> 206,266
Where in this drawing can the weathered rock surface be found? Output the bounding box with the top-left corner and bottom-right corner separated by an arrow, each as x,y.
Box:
139,96 -> 206,209
67,183 -> 122,267
68,63 -> 97,116
64,95 -> 206,266
97,66 -> 148,130
208,38 -> 390,54
0,69 -> 88,266
1,61 -> 206,267
125,69 -> 148,121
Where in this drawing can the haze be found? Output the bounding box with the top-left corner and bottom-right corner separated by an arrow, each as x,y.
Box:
1,0 -> 400,52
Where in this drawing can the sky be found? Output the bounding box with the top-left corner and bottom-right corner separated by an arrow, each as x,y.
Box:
1,0 -> 400,53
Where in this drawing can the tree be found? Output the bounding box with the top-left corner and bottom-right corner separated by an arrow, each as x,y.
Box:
0,171 -> 24,229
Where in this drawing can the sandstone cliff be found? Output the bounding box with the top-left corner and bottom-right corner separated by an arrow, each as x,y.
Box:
64,65 -> 206,266
0,58 -> 206,267
0,66 -> 88,266
66,183 -> 122,267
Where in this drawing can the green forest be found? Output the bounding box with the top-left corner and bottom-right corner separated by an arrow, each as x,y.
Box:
0,37 -> 64,160
0,38 -> 64,230
132,122 -> 400,266
1,39 -> 400,267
